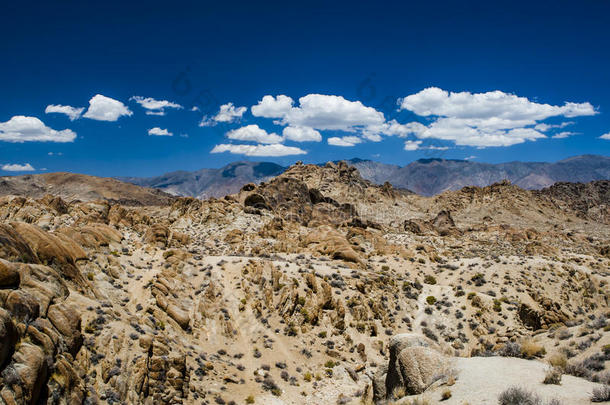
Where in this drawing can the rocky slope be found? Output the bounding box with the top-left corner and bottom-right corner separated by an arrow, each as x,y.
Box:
0,173 -> 173,206
0,161 -> 608,404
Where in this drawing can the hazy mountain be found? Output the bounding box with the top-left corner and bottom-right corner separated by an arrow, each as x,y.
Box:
118,155 -> 610,198
348,154 -> 610,196
118,161 -> 285,198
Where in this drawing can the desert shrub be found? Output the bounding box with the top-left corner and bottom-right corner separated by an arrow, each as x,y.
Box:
471,273 -> 486,286
591,385 -> 610,402
424,275 -> 436,285
548,353 -> 567,370
498,386 -> 541,405
422,327 -> 438,342
440,389 -> 452,401
245,395 -> 255,404
582,353 -> 606,372
520,340 -> 546,359
565,361 -> 589,378
426,296 -> 437,305
542,367 -> 562,385
499,342 -> 522,357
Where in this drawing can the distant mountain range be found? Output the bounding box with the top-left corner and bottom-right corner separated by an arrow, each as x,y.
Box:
118,154 -> 610,197
117,161 -> 285,199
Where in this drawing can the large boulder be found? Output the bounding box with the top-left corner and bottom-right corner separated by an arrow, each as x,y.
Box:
376,334 -> 446,401
0,223 -> 39,263
0,343 -> 48,405
304,226 -> 362,264
47,303 -> 83,356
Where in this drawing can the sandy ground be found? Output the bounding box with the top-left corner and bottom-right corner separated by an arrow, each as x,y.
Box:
401,356 -> 605,404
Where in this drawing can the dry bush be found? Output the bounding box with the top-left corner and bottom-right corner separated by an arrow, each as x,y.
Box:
542,367 -> 562,385
591,385 -> 610,402
548,353 -> 567,370
520,339 -> 546,359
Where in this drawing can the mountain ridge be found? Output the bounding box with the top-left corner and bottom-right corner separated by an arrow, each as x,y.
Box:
118,154 -> 610,197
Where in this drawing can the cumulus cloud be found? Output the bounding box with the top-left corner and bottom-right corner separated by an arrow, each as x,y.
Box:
252,94 -> 385,133
130,96 -> 183,116
2,163 -> 35,172
251,95 -> 294,118
210,143 -> 306,157
84,94 -> 132,121
45,104 -> 84,121
148,127 -> 172,136
403,140 -> 422,151
200,102 -> 248,126
397,87 -> 596,147
282,126 -> 322,142
0,116 -> 76,143
283,94 -> 385,131
214,103 -> 247,122
226,125 -> 282,144
600,133 -> 610,140
327,136 -> 363,147
400,87 -> 596,120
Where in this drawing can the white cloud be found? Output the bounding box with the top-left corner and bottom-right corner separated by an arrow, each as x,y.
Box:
464,155 -> 477,160
252,94 -> 385,134
364,120 -> 427,138
2,163 -> 35,172
84,94 -> 132,121
130,96 -> 182,116
251,95 -> 294,118
211,143 -> 306,157
200,102 -> 248,126
191,106 -> 200,112
600,133 -> 610,140
0,116 -> 76,143
281,94 -> 385,131
403,140 -> 422,151
534,121 -> 574,131
551,131 -> 576,139
399,87 -> 596,120
45,104 -> 84,121
282,126 -> 322,142
226,124 -> 282,144
327,136 -> 363,147
214,102 -> 247,123
397,87 -> 596,147
148,127 -> 172,136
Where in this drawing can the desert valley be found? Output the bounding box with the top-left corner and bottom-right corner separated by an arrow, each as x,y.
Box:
0,160 -> 608,404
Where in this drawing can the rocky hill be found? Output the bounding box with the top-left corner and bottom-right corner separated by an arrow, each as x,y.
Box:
0,161 -> 607,404
0,172 -> 174,206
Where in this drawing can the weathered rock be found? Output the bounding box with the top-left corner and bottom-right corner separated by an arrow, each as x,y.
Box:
0,260 -> 20,287
382,334 -> 445,400
47,303 -> 83,356
0,308 -> 18,368
1,343 -> 48,405
0,223 -> 39,263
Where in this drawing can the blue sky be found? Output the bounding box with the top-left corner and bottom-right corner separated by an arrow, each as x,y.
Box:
1,0 -> 609,177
